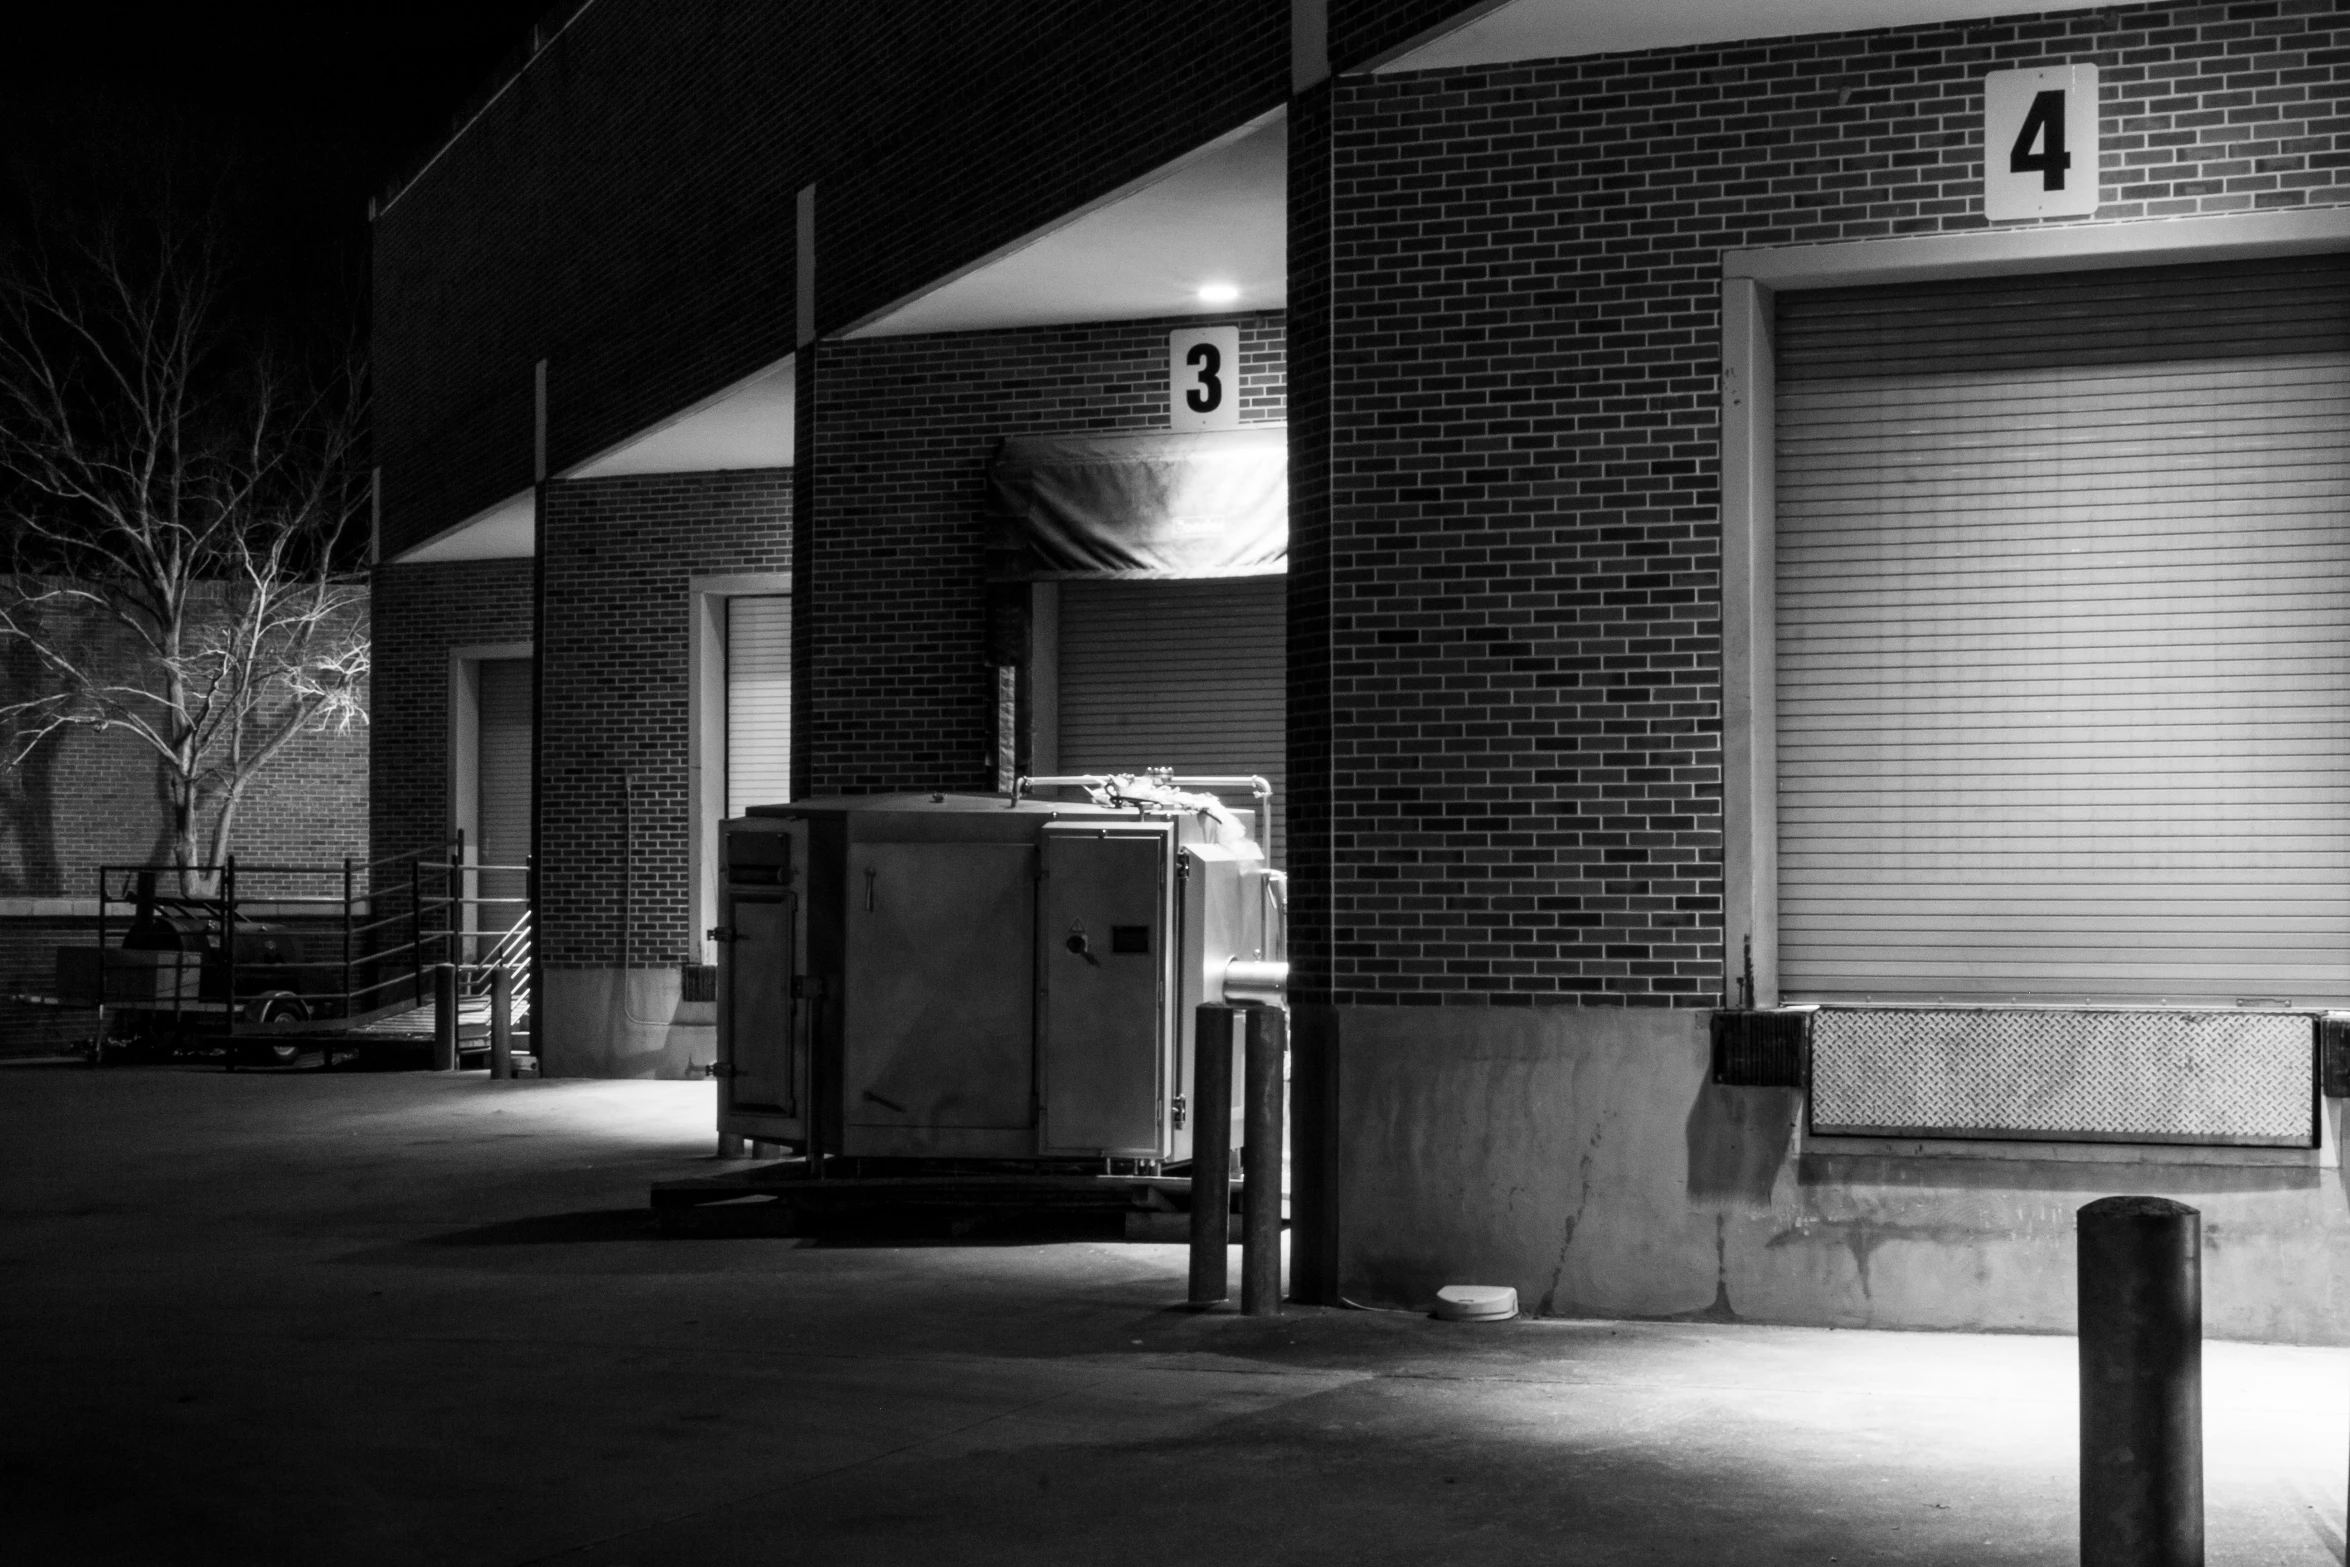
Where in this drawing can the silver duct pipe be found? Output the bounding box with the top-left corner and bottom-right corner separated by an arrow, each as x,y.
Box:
1222,959 -> 1288,1007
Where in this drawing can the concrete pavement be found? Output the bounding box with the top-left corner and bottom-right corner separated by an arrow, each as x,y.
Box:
2,1062 -> 2344,1565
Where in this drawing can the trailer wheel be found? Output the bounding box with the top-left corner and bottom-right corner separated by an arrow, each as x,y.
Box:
247,993 -> 309,1066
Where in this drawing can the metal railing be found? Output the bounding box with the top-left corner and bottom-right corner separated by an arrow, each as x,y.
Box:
92,836 -> 533,1036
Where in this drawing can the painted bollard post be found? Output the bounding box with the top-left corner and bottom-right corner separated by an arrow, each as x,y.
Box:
490,964 -> 514,1079
1241,1004 -> 1285,1316
1188,1004 -> 1238,1307
432,963 -> 459,1073
2078,1195 -> 2202,1567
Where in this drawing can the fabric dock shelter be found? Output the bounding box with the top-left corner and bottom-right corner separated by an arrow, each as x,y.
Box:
987,426 -> 1286,580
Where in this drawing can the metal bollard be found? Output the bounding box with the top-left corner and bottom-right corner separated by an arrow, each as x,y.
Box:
2078,1195 -> 2202,1567
489,965 -> 514,1079
1188,1005 -> 1239,1306
1241,1005 -> 1285,1316
432,963 -> 458,1072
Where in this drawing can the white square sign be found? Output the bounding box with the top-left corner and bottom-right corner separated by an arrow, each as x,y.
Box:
1169,325 -> 1241,432
1984,64 -> 2100,221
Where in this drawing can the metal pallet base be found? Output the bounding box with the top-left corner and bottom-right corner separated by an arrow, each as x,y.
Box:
650,1160 -> 1244,1239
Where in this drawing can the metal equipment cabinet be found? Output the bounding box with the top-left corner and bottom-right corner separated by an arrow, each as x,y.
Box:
715,789 -> 1280,1168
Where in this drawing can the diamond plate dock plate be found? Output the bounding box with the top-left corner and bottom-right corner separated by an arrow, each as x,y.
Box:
1809,1007 -> 2316,1147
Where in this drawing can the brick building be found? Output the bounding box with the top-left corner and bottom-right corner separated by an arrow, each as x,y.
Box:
372,0 -> 2350,1338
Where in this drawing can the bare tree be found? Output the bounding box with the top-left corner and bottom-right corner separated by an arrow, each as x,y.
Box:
0,216 -> 368,892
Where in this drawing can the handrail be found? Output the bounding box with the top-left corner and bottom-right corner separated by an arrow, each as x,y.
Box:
360,843 -> 458,875
348,910 -> 433,940
344,901 -> 525,942
100,855 -> 532,887
460,913 -> 533,1003
91,844 -> 535,1046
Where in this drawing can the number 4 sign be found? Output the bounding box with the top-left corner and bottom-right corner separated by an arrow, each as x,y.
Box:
1169,325 -> 1241,432
1984,64 -> 2100,221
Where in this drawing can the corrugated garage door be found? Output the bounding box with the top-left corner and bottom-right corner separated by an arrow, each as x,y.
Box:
1059,576 -> 1285,861
1776,255 -> 2350,1004
476,658 -> 533,931
727,596 -> 792,816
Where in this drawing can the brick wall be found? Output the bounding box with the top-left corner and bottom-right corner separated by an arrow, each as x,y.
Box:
374,0 -> 1294,558
1,599 -> 369,900
2,724 -> 172,899
1304,0 -> 2350,1008
803,313 -> 1286,799
538,469 -> 792,968
370,558 -> 535,868
229,720 -> 372,873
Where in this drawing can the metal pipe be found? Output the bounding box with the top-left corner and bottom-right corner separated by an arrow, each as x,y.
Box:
448,837 -> 462,971
432,962 -> 458,1072
525,853 -> 540,1077
1241,1005 -> 1285,1316
1188,1004 -> 1238,1307
408,855 -> 421,1010
453,827 -> 468,965
341,856 -> 354,1018
1190,776 -> 1275,866
490,964 -> 514,1079
1012,771 -> 1277,865
2078,1195 -> 2202,1567
1009,772 -> 1275,860
94,864 -> 108,1068
619,770 -> 632,971
222,856 -> 238,1065
1223,959 -> 1289,1007
1010,774 -> 1113,801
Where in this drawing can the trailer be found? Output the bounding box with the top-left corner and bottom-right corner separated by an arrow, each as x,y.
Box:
54,844 -> 533,1069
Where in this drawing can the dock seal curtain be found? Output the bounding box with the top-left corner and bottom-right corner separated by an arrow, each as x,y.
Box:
986,425 -> 1287,580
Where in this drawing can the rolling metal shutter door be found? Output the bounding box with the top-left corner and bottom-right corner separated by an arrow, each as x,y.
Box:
1776,256 -> 2350,1004
727,596 -> 793,816
1059,577 -> 1285,860
476,658 -> 532,931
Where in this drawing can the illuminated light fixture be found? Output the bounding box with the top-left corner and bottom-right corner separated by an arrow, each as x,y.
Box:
1196,282 -> 1240,305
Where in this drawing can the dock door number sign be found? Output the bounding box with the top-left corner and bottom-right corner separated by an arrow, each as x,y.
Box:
1169,325 -> 1241,432
1983,64 -> 2099,221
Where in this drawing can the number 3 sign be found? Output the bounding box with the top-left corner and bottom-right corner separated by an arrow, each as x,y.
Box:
1169,325 -> 1241,432
1984,64 -> 2100,221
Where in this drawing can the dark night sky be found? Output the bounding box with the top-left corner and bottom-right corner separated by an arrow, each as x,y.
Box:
1,1 -> 554,342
